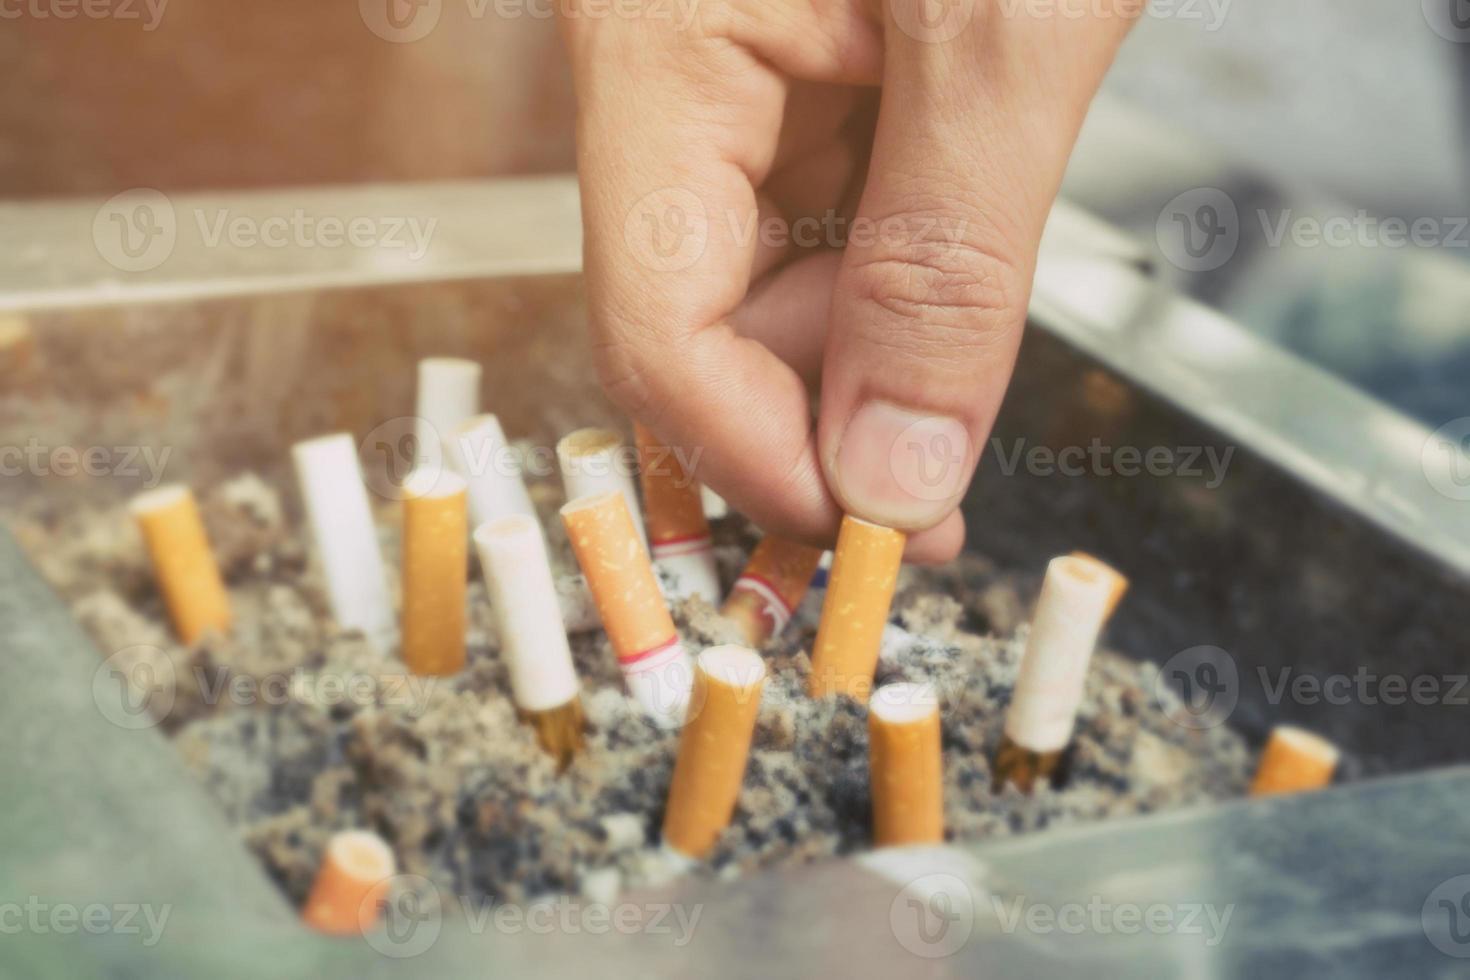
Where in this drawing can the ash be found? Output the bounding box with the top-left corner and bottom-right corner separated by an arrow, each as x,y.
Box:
13,473 -> 1252,920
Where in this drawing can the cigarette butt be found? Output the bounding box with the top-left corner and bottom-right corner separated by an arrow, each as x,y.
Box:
129,484 -> 232,645
401,470 -> 468,676
663,645 -> 766,858
869,682 -> 944,846
1250,726 -> 1339,796
414,357 -> 481,469
722,536 -> 824,647
808,516 -> 906,701
634,422 -> 720,602
302,830 -> 397,935
1068,551 -> 1129,621
990,736 -> 1064,795
561,490 -> 692,726
291,434 -> 394,646
1003,554 -> 1116,754
474,514 -> 584,766
520,699 -> 586,772
557,428 -> 647,547
448,413 -> 537,528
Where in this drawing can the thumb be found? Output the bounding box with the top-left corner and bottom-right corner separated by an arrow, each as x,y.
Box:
818,0 -> 1131,536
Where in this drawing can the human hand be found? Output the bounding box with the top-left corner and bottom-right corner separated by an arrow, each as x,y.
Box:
559,0 -> 1135,561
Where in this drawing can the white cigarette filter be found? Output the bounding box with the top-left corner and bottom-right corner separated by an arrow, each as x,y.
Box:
561,490 -> 693,727
448,413 -> 537,528
474,516 -> 580,712
634,422 -> 720,603
292,434 -> 394,646
557,428 -> 647,547
1003,554 -> 1122,753
414,357 -> 481,471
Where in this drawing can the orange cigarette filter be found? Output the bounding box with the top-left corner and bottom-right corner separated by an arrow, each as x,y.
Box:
129,484 -> 232,645
1250,726 -> 1339,796
302,830 -> 397,935
633,422 -> 721,602
401,472 -> 468,676
808,516 -> 906,701
721,536 -> 824,647
869,682 -> 944,846
634,421 -> 710,547
561,490 -> 693,724
662,645 -> 767,858
1068,551 -> 1129,621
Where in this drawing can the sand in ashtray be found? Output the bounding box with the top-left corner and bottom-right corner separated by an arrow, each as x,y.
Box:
12,472 -> 1253,925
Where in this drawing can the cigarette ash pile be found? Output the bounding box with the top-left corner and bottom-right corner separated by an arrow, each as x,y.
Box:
13,472 -> 1252,920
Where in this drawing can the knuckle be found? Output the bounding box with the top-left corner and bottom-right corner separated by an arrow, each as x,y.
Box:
847,223 -> 1025,339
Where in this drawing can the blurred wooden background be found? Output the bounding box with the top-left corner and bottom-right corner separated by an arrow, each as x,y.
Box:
0,0 -> 576,197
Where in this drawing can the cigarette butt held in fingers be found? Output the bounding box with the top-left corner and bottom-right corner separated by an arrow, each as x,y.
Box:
561,490 -> 693,727
302,830 -> 397,935
1068,551 -> 1129,621
130,484 -> 232,645
292,433 -> 394,647
869,682 -> 944,847
808,516 -> 906,700
448,414 -> 537,528
557,427 -> 647,547
722,536 -> 824,648
662,645 -> 767,859
401,470 -> 468,676
475,514 -> 585,767
1250,726 -> 1339,796
994,554 -> 1123,793
415,357 -> 481,469
634,422 -> 720,603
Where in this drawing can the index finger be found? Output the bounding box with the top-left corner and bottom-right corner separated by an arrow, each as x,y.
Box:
563,17 -> 840,544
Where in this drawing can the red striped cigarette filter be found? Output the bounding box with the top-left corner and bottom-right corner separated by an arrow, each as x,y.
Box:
634,422 -> 721,603
561,490 -> 694,727
721,535 -> 824,647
